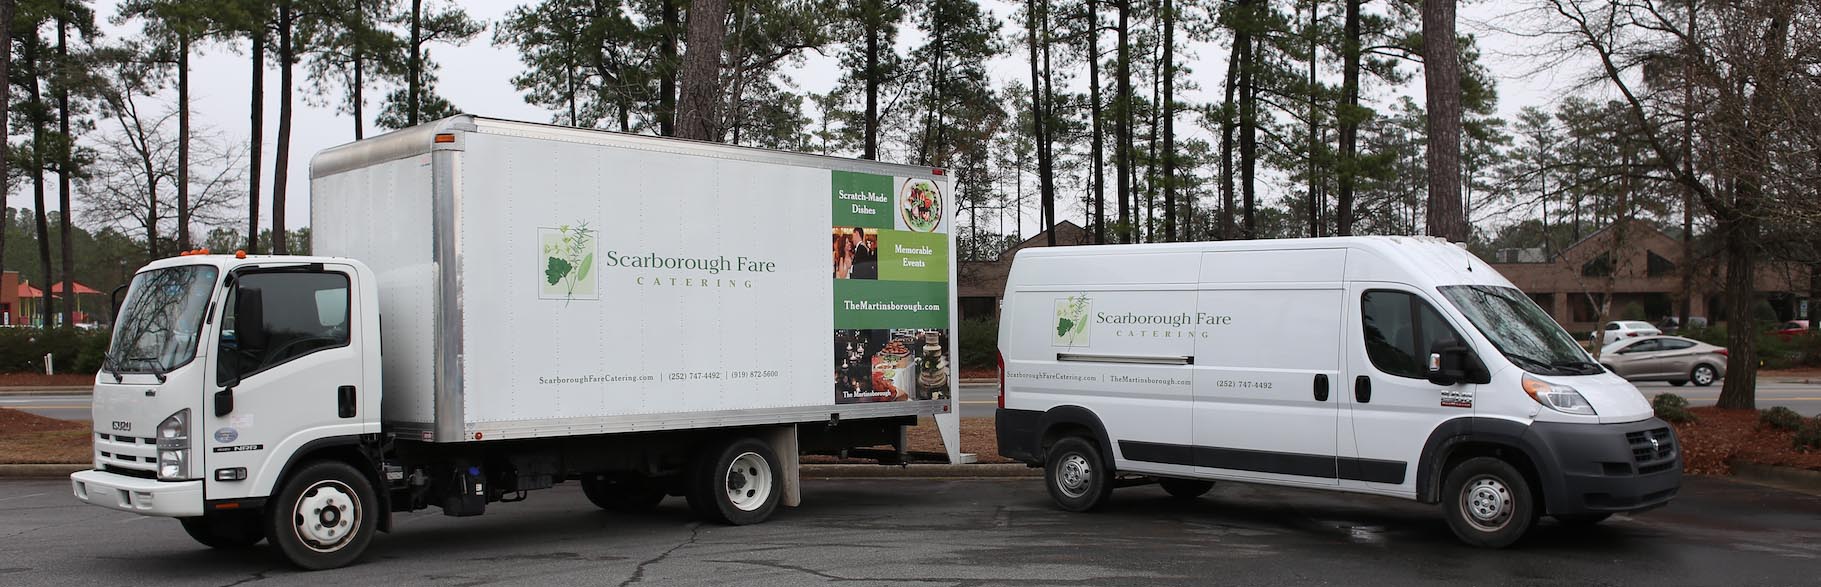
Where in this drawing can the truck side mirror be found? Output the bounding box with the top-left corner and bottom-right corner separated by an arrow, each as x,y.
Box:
1427,340 -> 1489,386
110,284 -> 128,324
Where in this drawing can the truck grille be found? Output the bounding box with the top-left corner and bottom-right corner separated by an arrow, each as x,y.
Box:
1626,427 -> 1676,468
95,432 -> 157,473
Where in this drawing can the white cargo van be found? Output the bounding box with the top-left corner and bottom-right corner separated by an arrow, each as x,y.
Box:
71,116 -> 962,569
995,237 -> 1679,547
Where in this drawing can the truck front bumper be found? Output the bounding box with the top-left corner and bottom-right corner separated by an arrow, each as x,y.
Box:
70,470 -> 203,518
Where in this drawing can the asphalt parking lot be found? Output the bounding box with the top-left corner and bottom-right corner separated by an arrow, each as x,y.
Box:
3,476 -> 1817,586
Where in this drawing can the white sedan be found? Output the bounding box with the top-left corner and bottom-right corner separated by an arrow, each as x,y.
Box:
1594,320 -> 1662,346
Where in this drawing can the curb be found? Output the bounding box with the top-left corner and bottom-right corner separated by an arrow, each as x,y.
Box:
0,387 -> 92,396
1730,461 -> 1821,496
0,464 -> 85,478
802,463 -> 1038,478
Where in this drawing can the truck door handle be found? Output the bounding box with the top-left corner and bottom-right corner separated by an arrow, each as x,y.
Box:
1313,374 -> 1329,402
338,385 -> 357,418
1355,376 -> 1372,403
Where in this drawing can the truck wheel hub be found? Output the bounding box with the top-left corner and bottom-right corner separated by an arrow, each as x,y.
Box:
724,452 -> 772,512
294,480 -> 359,551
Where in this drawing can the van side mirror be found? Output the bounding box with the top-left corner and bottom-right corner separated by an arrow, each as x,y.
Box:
1427,340 -> 1490,386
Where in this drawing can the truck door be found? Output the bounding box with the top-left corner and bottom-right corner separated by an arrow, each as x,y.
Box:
203,266 -> 369,501
1191,251 -> 1345,486
1341,284 -> 1476,495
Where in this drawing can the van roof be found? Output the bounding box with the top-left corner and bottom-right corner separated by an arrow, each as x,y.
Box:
1008,236 -> 1517,291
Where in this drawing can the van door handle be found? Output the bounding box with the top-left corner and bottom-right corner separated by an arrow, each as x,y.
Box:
1355,376 -> 1372,403
1313,374 -> 1329,402
338,385 -> 357,418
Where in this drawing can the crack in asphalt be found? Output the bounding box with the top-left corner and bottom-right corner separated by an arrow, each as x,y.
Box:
617,522 -> 701,586
215,568 -> 273,587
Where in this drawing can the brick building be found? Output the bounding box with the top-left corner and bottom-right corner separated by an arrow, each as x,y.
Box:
958,221 -> 1091,322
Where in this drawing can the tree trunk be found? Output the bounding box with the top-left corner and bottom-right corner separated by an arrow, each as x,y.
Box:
27,34 -> 53,328
177,35 -> 192,250
861,9 -> 878,160
1219,42 -> 1237,240
1114,0 -> 1131,243
57,15 -> 74,327
1336,0 -> 1360,236
1676,0 -> 1695,327
0,0 -> 13,282
273,0 -> 294,255
659,0 -> 679,135
248,31 -> 264,254
408,0 -> 422,127
1808,262 -> 1819,333
1715,213 -> 1758,409
1031,0 -> 1056,246
676,0 -> 730,141
1238,14 -> 1257,239
1085,0 -> 1105,244
1305,0 -> 1318,238
353,39 -> 365,140
1422,0 -> 1465,242
1161,0 -> 1175,242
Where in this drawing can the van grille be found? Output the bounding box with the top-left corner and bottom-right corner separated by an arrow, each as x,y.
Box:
1626,427 -> 1676,467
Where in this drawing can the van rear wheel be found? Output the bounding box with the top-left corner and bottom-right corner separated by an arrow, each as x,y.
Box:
1157,478 -> 1215,499
1045,437 -> 1112,512
1442,457 -> 1536,548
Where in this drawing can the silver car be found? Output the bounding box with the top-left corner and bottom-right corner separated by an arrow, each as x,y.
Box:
1599,335 -> 1727,387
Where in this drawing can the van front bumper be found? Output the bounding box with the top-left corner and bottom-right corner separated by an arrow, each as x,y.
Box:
1525,418 -> 1681,515
70,469 -> 204,518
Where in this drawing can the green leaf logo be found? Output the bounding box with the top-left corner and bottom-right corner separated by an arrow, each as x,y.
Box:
546,256 -> 573,285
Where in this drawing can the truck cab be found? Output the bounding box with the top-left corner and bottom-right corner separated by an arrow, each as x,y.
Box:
73,252 -> 382,559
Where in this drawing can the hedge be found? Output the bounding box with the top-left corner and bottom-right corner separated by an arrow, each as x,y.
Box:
0,327 -> 112,374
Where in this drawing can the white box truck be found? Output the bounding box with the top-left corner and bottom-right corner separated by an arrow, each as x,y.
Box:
994,237 -> 1680,547
70,116 -> 963,569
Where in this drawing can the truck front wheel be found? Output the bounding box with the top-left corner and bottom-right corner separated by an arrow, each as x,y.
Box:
686,437 -> 782,525
1441,457 -> 1537,548
266,460 -> 379,570
179,512 -> 265,549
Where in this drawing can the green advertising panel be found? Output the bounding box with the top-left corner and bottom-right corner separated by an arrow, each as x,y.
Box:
832,171 -> 894,229
877,230 -> 949,282
834,280 -> 949,329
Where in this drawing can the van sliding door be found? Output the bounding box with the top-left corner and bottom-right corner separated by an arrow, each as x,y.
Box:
1190,250 -> 1346,486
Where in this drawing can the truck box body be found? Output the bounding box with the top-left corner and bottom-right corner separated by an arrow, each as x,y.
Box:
310,117 -> 959,444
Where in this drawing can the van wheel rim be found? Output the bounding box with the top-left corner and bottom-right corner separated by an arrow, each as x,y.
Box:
293,480 -> 360,553
1057,454 -> 1093,498
725,452 -> 772,512
1461,476 -> 1514,532
1694,367 -> 1714,385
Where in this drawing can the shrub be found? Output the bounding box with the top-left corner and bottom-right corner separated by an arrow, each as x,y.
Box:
0,327 -> 112,374
1796,419 -> 1821,452
1651,393 -> 1697,423
957,318 -> 998,371
1760,406 -> 1805,432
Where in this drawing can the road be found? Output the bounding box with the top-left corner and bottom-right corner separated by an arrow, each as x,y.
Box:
9,380 -> 1815,421
1,476 -> 1816,586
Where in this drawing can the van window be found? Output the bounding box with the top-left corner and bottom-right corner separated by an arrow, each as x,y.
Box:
1361,291 -> 1462,379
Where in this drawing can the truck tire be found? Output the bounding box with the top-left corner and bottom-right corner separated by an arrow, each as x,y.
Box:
686,437 -> 782,525
179,512 -> 265,549
1157,478 -> 1215,499
1045,436 -> 1112,512
1442,457 -> 1537,548
265,460 -> 379,570
581,475 -> 666,512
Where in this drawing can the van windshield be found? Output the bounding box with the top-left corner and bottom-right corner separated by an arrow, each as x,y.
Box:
1438,285 -> 1602,377
107,265 -> 219,375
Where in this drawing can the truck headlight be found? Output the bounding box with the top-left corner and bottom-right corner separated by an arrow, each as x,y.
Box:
1522,375 -> 1597,416
156,409 -> 191,481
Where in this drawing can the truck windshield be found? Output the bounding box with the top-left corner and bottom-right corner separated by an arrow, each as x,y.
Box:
107,265 -> 219,374
1438,285 -> 1603,377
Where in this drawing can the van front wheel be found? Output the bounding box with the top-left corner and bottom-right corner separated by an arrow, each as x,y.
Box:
1045,437 -> 1112,512
1441,457 -> 1536,548
1158,478 -> 1214,499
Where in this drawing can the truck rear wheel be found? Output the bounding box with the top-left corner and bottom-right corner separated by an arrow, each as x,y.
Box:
1045,437 -> 1112,512
581,475 -> 666,512
1442,457 -> 1537,548
179,512 -> 265,549
265,460 -> 379,570
686,437 -> 782,525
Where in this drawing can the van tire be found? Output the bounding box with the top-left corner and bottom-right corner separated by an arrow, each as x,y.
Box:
179,512 -> 265,549
265,460 -> 379,570
1045,437 -> 1112,512
581,475 -> 666,512
687,437 -> 782,526
1690,364 -> 1718,387
1157,478 -> 1214,499
1442,457 -> 1536,548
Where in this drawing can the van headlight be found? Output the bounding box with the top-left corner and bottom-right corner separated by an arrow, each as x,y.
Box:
1522,375 -> 1597,416
156,409 -> 191,481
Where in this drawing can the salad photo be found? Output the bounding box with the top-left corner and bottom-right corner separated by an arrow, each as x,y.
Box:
900,179 -> 943,233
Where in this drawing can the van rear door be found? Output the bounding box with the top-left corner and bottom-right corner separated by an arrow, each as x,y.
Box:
1190,249 -> 1346,486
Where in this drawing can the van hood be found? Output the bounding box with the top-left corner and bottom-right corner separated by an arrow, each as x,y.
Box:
1549,370 -> 1655,424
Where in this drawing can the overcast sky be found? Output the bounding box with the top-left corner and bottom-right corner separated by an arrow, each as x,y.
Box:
78,0 -> 1586,241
